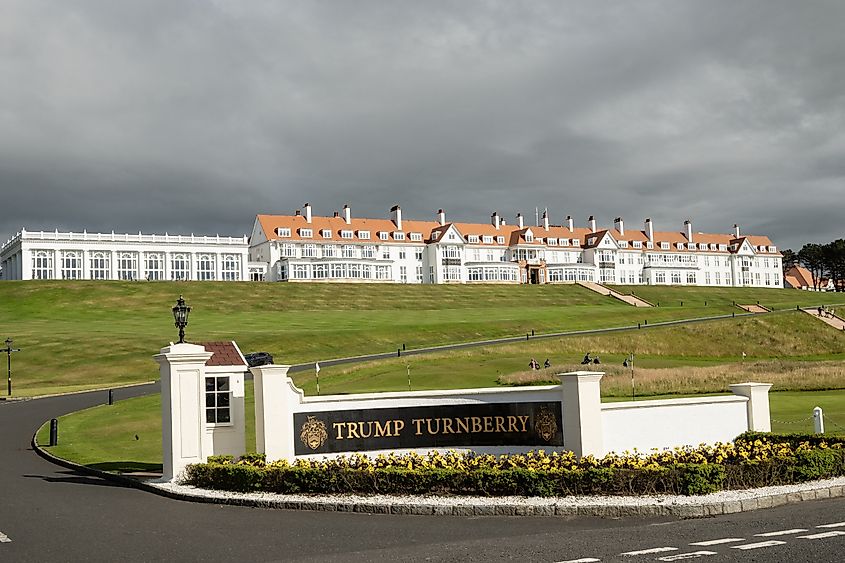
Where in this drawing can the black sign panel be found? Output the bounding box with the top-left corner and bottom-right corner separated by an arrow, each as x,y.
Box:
441,258 -> 462,266
294,402 -> 562,455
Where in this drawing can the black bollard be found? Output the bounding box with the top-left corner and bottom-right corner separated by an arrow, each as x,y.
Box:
644,319 -> 648,325
531,329 -> 535,336
49,418 -> 58,446
108,389 -> 114,405
732,311 -> 736,318
680,301 -> 683,306
657,301 -> 660,307
705,301 -> 707,306
397,348 -> 401,357
638,322 -> 641,329
402,343 -> 406,351
526,333 -> 530,340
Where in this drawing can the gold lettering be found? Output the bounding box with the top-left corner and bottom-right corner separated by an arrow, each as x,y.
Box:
359,421 -> 372,438
333,422 -> 345,440
441,418 -> 455,434
426,418 -> 440,435
495,416 -> 506,433
373,420 -> 390,437
456,417 -> 469,434
483,416 -> 494,433
411,418 -> 427,435
393,419 -> 405,436
471,417 -> 483,433
346,422 -> 361,439
517,415 -> 529,432
507,416 -> 518,433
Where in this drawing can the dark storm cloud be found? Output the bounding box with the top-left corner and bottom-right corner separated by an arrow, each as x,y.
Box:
1,0 -> 843,251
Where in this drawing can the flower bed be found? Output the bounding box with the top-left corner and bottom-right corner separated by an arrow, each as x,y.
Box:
184,432 -> 845,497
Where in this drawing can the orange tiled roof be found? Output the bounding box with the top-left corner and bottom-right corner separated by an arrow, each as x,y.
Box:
198,341 -> 247,367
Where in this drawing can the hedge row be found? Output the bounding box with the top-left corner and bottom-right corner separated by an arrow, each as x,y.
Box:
184,433 -> 845,497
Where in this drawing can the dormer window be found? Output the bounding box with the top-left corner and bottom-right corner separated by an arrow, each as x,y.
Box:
483,235 -> 493,244
467,235 -> 479,244
618,240 -> 628,248
299,228 -> 313,238
676,243 -> 684,250
394,232 -> 405,240
561,239 -> 569,246
572,239 -> 580,247
633,241 -> 642,249
587,237 -> 596,246
431,232 -> 439,240
769,246 -> 776,252
340,230 -> 353,239
321,229 -> 332,239
646,241 -> 654,249
660,242 -> 670,250
547,237 -> 557,245
378,231 -> 389,241
525,233 -> 534,243
698,243 -> 707,250
410,232 -> 422,241
719,244 -> 727,251
496,236 -> 504,244
358,230 -> 370,240
276,227 -> 291,238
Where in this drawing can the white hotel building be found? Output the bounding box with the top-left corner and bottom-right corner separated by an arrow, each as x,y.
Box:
0,229 -> 250,281
249,204 -> 783,287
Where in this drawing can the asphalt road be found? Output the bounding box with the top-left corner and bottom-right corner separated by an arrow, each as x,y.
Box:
1,387 -> 843,562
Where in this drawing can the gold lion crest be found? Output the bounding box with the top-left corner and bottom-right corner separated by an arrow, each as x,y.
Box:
300,416 -> 328,450
534,407 -> 558,442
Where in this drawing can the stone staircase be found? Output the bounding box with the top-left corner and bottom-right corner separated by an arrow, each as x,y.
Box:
802,307 -> 845,331
737,304 -> 770,314
576,281 -> 653,307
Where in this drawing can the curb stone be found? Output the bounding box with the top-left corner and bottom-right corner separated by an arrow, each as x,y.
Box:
31,433 -> 845,519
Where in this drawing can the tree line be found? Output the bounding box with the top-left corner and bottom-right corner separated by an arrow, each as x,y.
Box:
782,240 -> 845,291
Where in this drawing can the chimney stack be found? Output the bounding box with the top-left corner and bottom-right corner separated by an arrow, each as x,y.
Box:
614,216 -> 624,237
733,224 -> 741,238
492,211 -> 500,230
333,211 -> 339,218
517,213 -> 524,229
684,220 -> 693,242
303,202 -> 312,223
588,215 -> 596,233
437,209 -> 446,226
343,204 -> 351,225
542,210 -> 549,231
390,205 -> 402,230
295,209 -> 301,216
566,215 -> 574,231
645,218 -> 654,242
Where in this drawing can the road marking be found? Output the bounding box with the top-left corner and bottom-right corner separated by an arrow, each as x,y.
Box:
555,559 -> 600,563
657,552 -> 717,561
0,532 -> 11,543
797,530 -> 845,540
754,528 -> 808,537
689,538 -> 744,546
620,547 -> 678,556
731,540 -> 786,550
817,522 -> 845,528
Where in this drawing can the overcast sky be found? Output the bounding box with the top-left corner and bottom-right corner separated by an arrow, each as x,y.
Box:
1,1 -> 843,251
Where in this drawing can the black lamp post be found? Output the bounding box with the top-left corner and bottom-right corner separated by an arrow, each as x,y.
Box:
4,338 -> 20,396
623,353 -> 634,401
172,295 -> 191,344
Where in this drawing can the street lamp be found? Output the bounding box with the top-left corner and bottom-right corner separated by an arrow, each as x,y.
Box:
623,353 -> 634,401
171,295 -> 191,344
4,338 -> 21,396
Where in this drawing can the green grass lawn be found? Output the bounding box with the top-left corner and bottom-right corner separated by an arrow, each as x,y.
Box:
36,385 -> 845,472
3,281 -> 843,397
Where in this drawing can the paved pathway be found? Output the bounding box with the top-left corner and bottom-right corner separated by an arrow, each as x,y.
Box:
577,281 -> 654,307
803,307 -> 845,331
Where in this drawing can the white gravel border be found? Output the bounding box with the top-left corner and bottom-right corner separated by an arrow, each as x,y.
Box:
148,476 -> 845,518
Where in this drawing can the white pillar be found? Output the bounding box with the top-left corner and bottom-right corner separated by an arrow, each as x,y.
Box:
729,382 -> 773,432
559,371 -> 604,457
251,364 -> 303,463
154,343 -> 214,481
813,407 -> 825,434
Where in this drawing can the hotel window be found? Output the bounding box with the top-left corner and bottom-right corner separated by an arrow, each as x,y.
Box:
483,235 -> 493,244
358,230 -> 370,240
429,266 -> 435,282
117,252 -> 138,280
467,235 -> 479,243
497,236 -> 505,244
632,241 -> 642,249
342,245 -> 355,258
61,251 -> 83,280
375,265 -> 391,279
196,254 -> 215,280
280,243 -> 296,257
561,239 -> 569,246
547,238 -> 557,246
572,239 -> 580,247
221,254 -> 241,280
362,245 -> 376,259
321,229 -> 332,239
340,230 -> 353,239
170,253 -> 190,281
444,246 -> 461,259
618,241 -> 628,248
686,272 -> 696,284
89,251 -> 110,280
769,246 -> 777,252
655,271 -> 666,284
145,253 -> 164,280
660,242 -> 670,250
393,232 -> 405,240
718,244 -> 727,251
302,244 -> 318,258
415,248 -> 423,261
488,250 -> 496,262
400,265 -> 407,283
205,375 -> 231,424
293,264 -> 310,279
313,264 -> 328,279
381,246 -> 390,259
276,227 -> 291,237
444,266 -> 461,281
32,250 -> 53,279
379,231 -> 389,241
416,265 -> 423,283
348,263 -> 361,278
410,233 -> 422,241
646,242 -> 653,249
300,228 -> 313,238
398,248 -> 406,260
671,271 -> 681,284
323,244 -> 337,257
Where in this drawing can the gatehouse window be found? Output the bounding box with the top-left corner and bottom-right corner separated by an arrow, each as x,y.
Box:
205,376 -> 231,424
117,252 -> 138,280
61,251 -> 83,280
144,253 -> 165,281
32,250 -> 53,279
